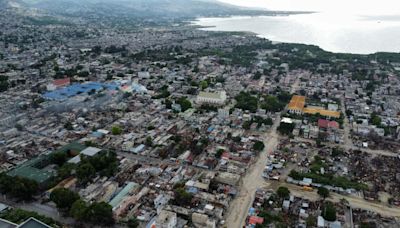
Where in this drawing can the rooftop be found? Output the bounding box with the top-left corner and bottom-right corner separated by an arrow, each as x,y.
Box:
8,155 -> 55,184
198,91 -> 226,100
288,95 -> 306,111
304,107 -> 341,118
43,82 -> 118,101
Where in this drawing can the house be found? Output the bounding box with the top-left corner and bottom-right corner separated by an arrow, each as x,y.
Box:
248,216 -> 264,226
318,119 -> 339,129
192,213 -> 216,228
155,210 -> 177,228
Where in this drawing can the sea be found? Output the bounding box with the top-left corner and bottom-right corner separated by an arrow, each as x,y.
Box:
192,12 -> 400,54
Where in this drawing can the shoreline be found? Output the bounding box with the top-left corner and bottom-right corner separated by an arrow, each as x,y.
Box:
191,14 -> 400,55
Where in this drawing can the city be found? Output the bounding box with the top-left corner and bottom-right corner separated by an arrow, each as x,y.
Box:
0,0 -> 400,228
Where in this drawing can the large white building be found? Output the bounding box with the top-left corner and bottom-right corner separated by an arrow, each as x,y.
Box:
196,91 -> 227,106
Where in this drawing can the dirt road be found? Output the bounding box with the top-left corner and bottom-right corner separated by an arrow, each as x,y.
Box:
279,183 -> 400,218
224,116 -> 281,228
224,75 -> 302,228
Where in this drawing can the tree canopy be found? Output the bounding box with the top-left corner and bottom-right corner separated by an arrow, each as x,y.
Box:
253,140 -> 265,152
276,186 -> 290,199
50,188 -> 80,210
174,187 -> 193,207
317,187 -> 330,199
0,174 -> 38,200
177,97 -> 192,112
111,125 -> 122,135
235,92 -> 258,113
322,202 -> 337,221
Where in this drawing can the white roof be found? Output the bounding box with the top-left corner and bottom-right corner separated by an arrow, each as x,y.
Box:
67,155 -> 81,164
318,216 -> 325,227
81,147 -> 102,156
281,117 -> 293,124
97,129 -> 109,134
67,147 -> 102,164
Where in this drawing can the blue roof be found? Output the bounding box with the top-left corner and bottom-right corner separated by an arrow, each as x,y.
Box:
43,82 -> 118,101
207,126 -> 214,132
249,207 -> 255,215
91,132 -> 103,138
187,186 -> 198,194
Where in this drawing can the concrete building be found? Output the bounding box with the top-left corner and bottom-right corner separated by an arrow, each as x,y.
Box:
196,91 -> 227,106
68,147 -> 102,164
155,210 -> 177,228
288,95 -> 306,115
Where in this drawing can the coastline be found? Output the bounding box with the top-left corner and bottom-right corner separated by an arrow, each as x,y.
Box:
191,14 -> 400,55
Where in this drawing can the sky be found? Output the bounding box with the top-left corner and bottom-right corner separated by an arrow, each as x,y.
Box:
218,0 -> 400,15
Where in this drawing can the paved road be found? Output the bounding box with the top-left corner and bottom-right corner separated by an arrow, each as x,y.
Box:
0,196 -> 74,225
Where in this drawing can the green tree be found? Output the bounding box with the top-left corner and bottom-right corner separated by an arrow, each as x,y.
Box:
215,149 -> 224,159
85,202 -> 114,225
57,163 -> 75,179
127,217 -> 140,228
322,202 -> 337,221
50,188 -> 80,210
253,71 -> 262,80
235,91 -> 258,113
253,141 -> 265,152
177,97 -> 192,112
111,125 -> 122,135
6,177 -> 39,200
145,136 -> 153,147
64,122 -> 73,130
277,122 -> 295,135
174,187 -> 193,207
76,162 -> 96,183
200,80 -> 208,90
276,186 -> 290,199
306,215 -> 317,227
370,112 -> 381,126
317,187 -> 330,199
50,152 -> 68,166
261,95 -> 285,112
242,121 -> 251,130
69,199 -> 87,221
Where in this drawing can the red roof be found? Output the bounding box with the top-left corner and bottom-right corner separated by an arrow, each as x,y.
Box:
328,121 -> 339,129
53,78 -> 70,87
249,216 -> 264,225
221,152 -> 230,160
318,119 -> 329,128
318,119 -> 339,129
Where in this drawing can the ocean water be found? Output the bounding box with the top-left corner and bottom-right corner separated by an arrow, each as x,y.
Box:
193,13 -> 400,54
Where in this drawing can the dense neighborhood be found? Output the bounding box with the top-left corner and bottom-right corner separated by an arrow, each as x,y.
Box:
0,1 -> 400,228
